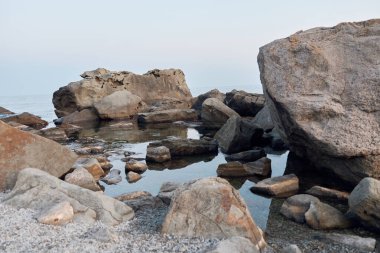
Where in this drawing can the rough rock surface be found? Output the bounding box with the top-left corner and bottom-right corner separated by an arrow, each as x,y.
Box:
125,160 -> 148,173
157,182 -> 182,205
0,121 -> 77,190
32,127 -> 69,142
1,112 -> 48,129
161,177 -> 266,250
226,148 -> 266,162
149,138 -> 218,157
60,108 -> 99,124
258,19 -> 380,184
251,105 -> 274,131
138,109 -> 197,124
146,146 -> 171,163
224,90 -> 265,117
217,158 -> 271,178
348,177 -> 380,231
250,174 -> 299,197
191,89 -> 226,111
37,201 -> 74,225
72,158 -> 105,180
53,68 -> 192,116
64,168 -> 101,191
2,168 -> 134,225
94,90 -> 144,119
280,194 -> 320,223
101,169 -> 122,185
127,171 -> 142,183
201,98 -> 239,128
305,186 -> 349,202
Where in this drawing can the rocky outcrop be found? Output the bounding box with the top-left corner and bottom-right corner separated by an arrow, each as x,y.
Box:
53,68 -> 192,118
0,106 -> 14,115
138,109 -> 197,124
1,112 -> 48,130
191,89 -> 226,111
0,121 -> 77,191
224,90 -> 265,117
31,127 -> 69,142
258,19 -> 380,184
2,168 -> 134,225
201,98 -> 239,128
217,158 -> 271,178
161,177 -> 266,250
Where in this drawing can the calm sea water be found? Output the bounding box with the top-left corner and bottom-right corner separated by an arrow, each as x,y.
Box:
0,87 -> 287,230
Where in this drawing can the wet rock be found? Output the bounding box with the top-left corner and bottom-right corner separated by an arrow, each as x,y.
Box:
250,174 -> 299,197
162,177 -> 266,250
138,109 -> 198,124
32,127 -> 68,142
201,98 -> 239,128
101,169 -> 122,185
348,177 -> 380,231
126,171 -> 142,183
115,191 -> 152,202
72,158 -> 105,180
224,90 -> 265,117
245,157 -> 272,177
217,159 -> 271,178
280,194 -> 320,223
225,148 -> 266,162
0,121 -> 77,191
313,233 -> 376,252
207,236 -> 259,253
149,138 -> 218,157
3,168 -> 134,225
37,201 -> 74,225
65,168 -> 101,191
251,105 -> 274,131
1,112 -> 48,130
146,146 -> 171,163
94,90 -> 144,120
0,106 -> 14,115
305,201 -> 351,230
125,160 -> 148,173
306,186 -> 349,202
60,108 -> 99,125
157,181 -> 182,205
279,244 -> 302,253
215,115 -> 263,154
258,19 -> 380,184
191,89 -> 226,111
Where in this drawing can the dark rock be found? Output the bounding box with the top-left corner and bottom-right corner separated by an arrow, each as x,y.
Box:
224,89 -> 265,117
138,109 -> 198,124
226,148 -> 266,162
250,174 -> 299,197
149,138 -> 218,157
191,89 -> 226,111
201,98 -> 239,128
1,112 -> 48,130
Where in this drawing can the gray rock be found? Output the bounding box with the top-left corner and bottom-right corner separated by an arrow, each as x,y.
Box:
217,158 -> 271,178
32,127 -> 69,142
191,89 -> 226,111
126,171 -> 142,183
123,195 -> 163,212
125,160 -> 148,173
101,169 -> 122,185
61,108 -> 99,124
65,168 -> 101,191
149,138 -> 218,157
201,98 -> 239,128
280,194 -> 319,223
138,109 -> 198,124
258,19 -> 380,184
348,177 -> 380,231
314,233 -> 376,252
250,174 -> 299,197
306,185 -> 349,202
215,115 -> 264,154
279,244 -> 302,253
37,201 -> 74,226
0,106 -> 14,115
157,181 -> 182,205
226,148 -> 266,162
251,105 -> 274,131
224,90 -> 265,117
207,236 -> 259,253
245,157 -> 272,177
2,168 -> 134,225
162,177 -> 266,250
146,146 -> 171,163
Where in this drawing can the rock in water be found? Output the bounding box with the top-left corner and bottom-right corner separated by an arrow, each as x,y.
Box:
2,168 -> 134,225
304,201 -> 351,229
191,89 -> 226,111
161,177 -> 266,250
250,174 -> 299,197
146,146 -> 171,163
149,138 -> 218,157
0,121 -> 77,191
137,109 -> 197,124
224,90 -> 265,117
94,90 -> 144,120
348,177 -> 380,231
258,19 -> 380,184
201,98 -> 239,128
64,168 -> 101,191
1,112 -> 48,130
0,106 -> 14,115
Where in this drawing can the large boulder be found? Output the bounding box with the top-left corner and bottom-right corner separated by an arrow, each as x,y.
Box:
1,112 -> 48,130
53,68 -> 192,116
94,90 -> 144,119
0,121 -> 77,190
258,19 -> 380,184
224,90 -> 265,117
348,177 -> 380,231
2,168 -> 134,225
191,89 -> 226,111
161,177 -> 266,250
201,98 -> 239,128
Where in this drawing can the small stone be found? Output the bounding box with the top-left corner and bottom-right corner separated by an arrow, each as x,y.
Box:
37,201 -> 74,225
250,174 -> 299,197
125,160 -> 148,173
245,157 -> 271,177
101,169 -> 122,185
127,171 -> 142,183
146,146 -> 171,163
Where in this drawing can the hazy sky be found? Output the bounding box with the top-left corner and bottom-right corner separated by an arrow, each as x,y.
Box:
0,0 -> 379,96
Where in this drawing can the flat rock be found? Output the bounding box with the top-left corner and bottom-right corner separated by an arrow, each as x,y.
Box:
149,138 -> 218,157
65,168 -> 101,191
101,169 -> 122,185
226,148 -> 266,162
1,112 -> 48,130
0,121 -> 77,191
161,177 -> 266,250
138,109 -> 198,124
37,201 -> 74,225
191,89 -> 226,111
32,127 -> 69,142
245,157 -> 272,177
207,236 -> 259,253
125,160 -> 148,173
126,171 -> 142,183
72,158 -> 105,180
306,185 -> 349,202
217,159 -> 271,178
258,19 -> 380,184
146,146 -> 171,163
201,98 -> 239,128
2,168 -> 134,225
250,174 -> 299,197
224,90 -> 265,117
280,194 -> 320,223
115,191 -> 152,202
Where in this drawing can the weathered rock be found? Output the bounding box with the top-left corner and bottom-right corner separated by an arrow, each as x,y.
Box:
74,146 -> 105,155
64,168 -> 101,191
279,244 -> 302,253
1,112 -> 48,130
161,177 -> 266,250
226,148 -> 266,162
37,201 -> 74,225
0,121 -> 77,191
251,105 -> 274,132
81,225 -> 118,243
217,159 -> 271,178
348,177 -> 380,230
250,174 -> 299,197
125,160 -> 148,173
60,123 -> 82,139
207,236 -> 259,253
258,19 -> 380,184
149,138 -> 218,157
245,157 -> 272,177
280,194 -> 320,223
146,146 -> 171,163
94,90 -> 144,119
305,201 -> 351,229
215,115 -> 263,154
115,191 -> 152,202
314,233 -> 376,252
224,90 -> 265,117
101,169 -> 122,185
122,194 -> 163,211
126,171 -> 142,183
201,98 -> 239,128
0,106 -> 14,115
2,168 -> 134,225
138,109 -> 197,124
32,127 -> 68,142
157,181 -> 182,205
60,108 -> 99,125
4,121 -> 33,131
53,68 -> 192,116
72,158 -> 105,180
191,89 -> 226,111
306,186 -> 349,202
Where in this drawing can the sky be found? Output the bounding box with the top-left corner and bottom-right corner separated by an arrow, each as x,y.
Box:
0,0 -> 379,97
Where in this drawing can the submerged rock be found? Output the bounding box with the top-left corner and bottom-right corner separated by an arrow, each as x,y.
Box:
201,98 -> 239,128
138,109 -> 198,123
224,90 -> 265,117
101,169 -> 122,185
250,174 -> 299,197
1,112 -> 48,130
258,19 -> 380,184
